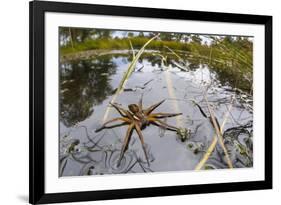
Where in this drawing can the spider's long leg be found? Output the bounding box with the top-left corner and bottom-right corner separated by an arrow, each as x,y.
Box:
109,103 -> 128,117
95,117 -> 130,132
151,121 -> 178,132
144,99 -> 165,115
96,122 -> 128,132
110,102 -> 135,120
148,117 -> 178,132
117,123 -> 135,167
149,112 -> 182,119
134,123 -> 150,167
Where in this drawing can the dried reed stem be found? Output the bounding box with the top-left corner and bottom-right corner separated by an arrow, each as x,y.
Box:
204,95 -> 233,168
195,97 -> 234,170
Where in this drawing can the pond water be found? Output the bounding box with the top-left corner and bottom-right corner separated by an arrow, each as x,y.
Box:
59,51 -> 253,177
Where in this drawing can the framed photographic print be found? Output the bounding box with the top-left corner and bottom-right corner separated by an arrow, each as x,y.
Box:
29,0 -> 272,204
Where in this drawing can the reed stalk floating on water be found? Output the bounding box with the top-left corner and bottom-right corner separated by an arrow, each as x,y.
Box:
195,97 -> 234,170
155,48 -> 184,128
204,95 -> 233,168
164,71 -> 184,128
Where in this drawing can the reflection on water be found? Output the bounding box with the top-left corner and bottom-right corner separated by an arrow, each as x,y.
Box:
59,51 -> 253,177
60,55 -> 116,126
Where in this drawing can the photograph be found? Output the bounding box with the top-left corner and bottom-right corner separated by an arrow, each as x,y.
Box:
58,27 -> 254,177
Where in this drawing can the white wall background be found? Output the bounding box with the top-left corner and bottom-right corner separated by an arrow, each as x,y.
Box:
0,0 -> 279,204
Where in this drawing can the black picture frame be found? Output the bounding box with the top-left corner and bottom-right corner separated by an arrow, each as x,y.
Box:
29,0 -> 272,204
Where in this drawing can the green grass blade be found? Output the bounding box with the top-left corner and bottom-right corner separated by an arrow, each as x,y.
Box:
102,34 -> 159,122
116,34 -> 159,93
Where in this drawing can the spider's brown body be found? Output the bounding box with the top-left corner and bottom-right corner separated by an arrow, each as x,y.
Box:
96,97 -> 182,166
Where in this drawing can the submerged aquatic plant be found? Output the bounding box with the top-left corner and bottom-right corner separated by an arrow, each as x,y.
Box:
176,127 -> 191,142
187,141 -> 205,154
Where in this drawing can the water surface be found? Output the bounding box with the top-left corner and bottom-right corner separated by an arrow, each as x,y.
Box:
59,51 -> 253,176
